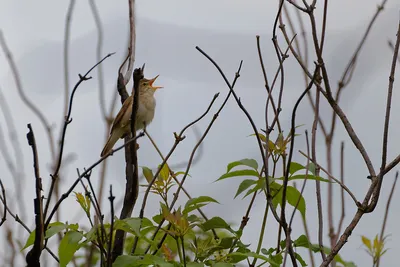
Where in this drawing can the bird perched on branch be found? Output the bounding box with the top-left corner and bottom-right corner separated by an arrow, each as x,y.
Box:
100,75 -> 162,157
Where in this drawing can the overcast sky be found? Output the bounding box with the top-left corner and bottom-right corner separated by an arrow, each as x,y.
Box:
0,1 -> 400,266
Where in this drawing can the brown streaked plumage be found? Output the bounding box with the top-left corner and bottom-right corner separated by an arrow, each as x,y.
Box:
100,75 -> 162,157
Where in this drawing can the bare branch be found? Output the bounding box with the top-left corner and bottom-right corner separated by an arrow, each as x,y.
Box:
107,186 -> 115,267
44,52 -> 115,220
0,179 -> 6,226
112,68 -> 143,260
321,18 -> 400,265
45,130 -> 144,229
25,124 -> 44,267
336,141 -> 346,239
299,150 -> 359,206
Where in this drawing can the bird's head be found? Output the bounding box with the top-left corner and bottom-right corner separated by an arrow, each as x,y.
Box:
140,75 -> 162,94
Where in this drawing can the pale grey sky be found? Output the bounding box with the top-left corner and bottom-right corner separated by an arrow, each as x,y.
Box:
0,1 -> 400,266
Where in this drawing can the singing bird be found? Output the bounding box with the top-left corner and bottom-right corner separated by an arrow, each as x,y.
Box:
100,75 -> 162,157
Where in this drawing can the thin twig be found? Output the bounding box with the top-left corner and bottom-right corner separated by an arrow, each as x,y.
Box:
289,130 -> 310,227
380,9 -> 400,174
145,130 -> 218,239
299,150 -> 359,206
365,16 -> 400,213
321,20 -> 400,263
0,179 -> 6,226
388,40 -> 400,63
44,52 -> 115,223
45,131 -> 144,227
308,4 -> 376,179
107,186 -> 115,267
376,172 -> 398,267
309,65 -> 327,262
282,66 -> 319,267
145,62 -> 244,254
196,46 -> 281,222
136,92 -> 220,254
336,142 -> 346,240
278,14 -> 328,137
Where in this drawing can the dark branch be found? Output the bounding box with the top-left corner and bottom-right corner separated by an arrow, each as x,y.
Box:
112,68 -> 143,261
25,124 -> 44,267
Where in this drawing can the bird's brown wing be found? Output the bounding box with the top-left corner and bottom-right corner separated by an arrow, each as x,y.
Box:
110,95 -> 133,133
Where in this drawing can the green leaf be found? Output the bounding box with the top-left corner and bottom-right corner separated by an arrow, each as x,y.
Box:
46,222 -> 68,239
213,263 -> 234,267
293,235 -> 321,253
22,222 -> 69,251
58,231 -> 83,267
307,162 -> 316,174
187,263 -> 205,267
187,214 -> 201,223
243,179 -> 266,199
294,235 -> 310,247
269,253 -> 283,267
293,235 -> 356,267
261,247 -> 276,255
174,171 -> 191,177
228,252 -> 277,265
373,234 -> 379,250
235,179 -> 257,198
159,163 -> 170,181
249,133 -> 266,142
361,236 -> 372,251
75,192 -> 89,213
334,253 -> 357,267
227,159 -> 258,172
85,224 -> 100,243
218,237 -> 235,249
184,196 -> 219,214
275,174 -> 331,183
152,214 -> 162,225
217,169 -> 259,181
21,231 -> 35,251
67,223 -> 79,231
114,217 -> 153,236
285,186 -> 306,218
141,166 -> 154,183
113,253 -> 165,266
289,162 -> 305,175
271,182 -> 282,209
295,252 -> 307,266
113,255 -> 137,267
201,217 -> 232,232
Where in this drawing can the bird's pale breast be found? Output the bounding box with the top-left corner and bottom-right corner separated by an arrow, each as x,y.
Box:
135,92 -> 156,130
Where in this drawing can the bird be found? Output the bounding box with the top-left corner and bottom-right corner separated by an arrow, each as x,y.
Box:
100,75 -> 162,157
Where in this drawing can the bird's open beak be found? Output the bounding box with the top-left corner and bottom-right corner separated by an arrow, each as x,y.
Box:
149,75 -> 163,90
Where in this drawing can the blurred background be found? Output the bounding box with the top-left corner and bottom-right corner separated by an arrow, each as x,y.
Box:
0,0 -> 400,266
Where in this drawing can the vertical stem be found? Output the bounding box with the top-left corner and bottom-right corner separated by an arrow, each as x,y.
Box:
181,236 -> 187,267
251,201 -> 269,266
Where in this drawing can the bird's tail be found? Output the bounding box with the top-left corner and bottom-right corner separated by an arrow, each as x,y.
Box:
101,130 -> 122,157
